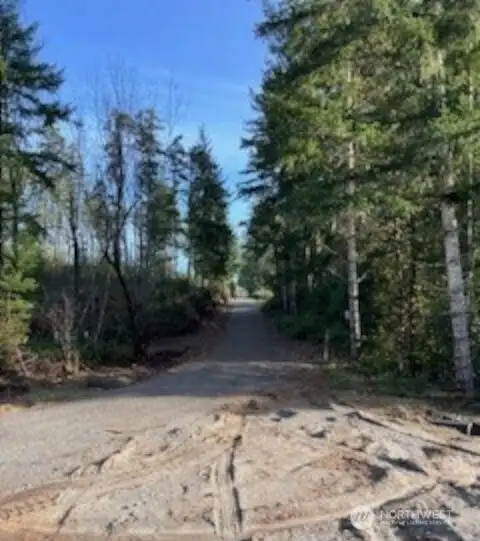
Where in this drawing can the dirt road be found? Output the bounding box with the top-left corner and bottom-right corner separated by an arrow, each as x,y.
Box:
1,300 -> 479,541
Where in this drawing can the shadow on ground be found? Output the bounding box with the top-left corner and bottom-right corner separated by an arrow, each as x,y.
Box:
0,300 -> 338,418
2,300 -> 478,424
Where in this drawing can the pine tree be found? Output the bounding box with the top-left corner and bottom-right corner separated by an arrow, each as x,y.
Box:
0,235 -> 39,360
0,0 -> 71,270
0,0 -> 70,362
135,109 -> 178,274
187,129 -> 233,285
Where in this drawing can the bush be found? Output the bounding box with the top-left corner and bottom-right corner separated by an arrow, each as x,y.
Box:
0,271 -> 36,361
0,244 -> 39,365
17,269 -> 224,373
139,281 -> 220,342
275,312 -> 320,341
80,341 -> 135,367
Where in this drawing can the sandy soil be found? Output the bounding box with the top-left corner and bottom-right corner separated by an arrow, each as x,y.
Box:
0,299 -> 479,541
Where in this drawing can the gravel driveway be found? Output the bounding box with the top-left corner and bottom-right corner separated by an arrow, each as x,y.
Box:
1,299 -> 479,541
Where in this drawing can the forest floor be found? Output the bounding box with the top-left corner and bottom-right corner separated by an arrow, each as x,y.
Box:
0,299 -> 480,541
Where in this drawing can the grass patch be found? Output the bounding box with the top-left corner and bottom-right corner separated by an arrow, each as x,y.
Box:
321,361 -> 480,412
321,363 -> 370,392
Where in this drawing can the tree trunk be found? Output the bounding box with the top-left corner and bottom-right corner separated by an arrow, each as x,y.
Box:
10,168 -> 19,267
323,328 -> 330,363
272,244 -> 282,303
467,153 -> 474,292
466,73 -> 477,332
305,241 -> 314,293
347,150 -> 361,360
171,169 -> 180,276
106,244 -> 144,360
0,58 -> 5,274
138,212 -> 144,270
68,185 -> 81,321
72,227 -> 80,302
436,50 -> 474,394
346,64 -> 362,361
441,174 -> 474,395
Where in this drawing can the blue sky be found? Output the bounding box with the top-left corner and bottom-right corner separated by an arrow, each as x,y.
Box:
23,0 -> 267,232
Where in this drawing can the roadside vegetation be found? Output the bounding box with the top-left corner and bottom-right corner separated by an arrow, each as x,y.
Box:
0,1 -> 238,399
238,0 -> 480,397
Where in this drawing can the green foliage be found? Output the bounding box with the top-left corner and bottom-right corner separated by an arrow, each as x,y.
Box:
274,313 -> 320,341
0,270 -> 35,355
0,0 -> 70,365
135,109 -> 179,267
238,226 -> 275,296
241,0 -> 480,391
226,233 -> 241,280
0,235 -> 40,362
80,341 -> 135,367
0,0 -> 71,186
187,129 -> 234,282
0,3 -> 233,378
142,278 -> 216,339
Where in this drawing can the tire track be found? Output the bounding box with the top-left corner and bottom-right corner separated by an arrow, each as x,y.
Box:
210,429 -> 245,540
1,412 -> 479,540
240,480 -> 438,539
0,413 -> 246,530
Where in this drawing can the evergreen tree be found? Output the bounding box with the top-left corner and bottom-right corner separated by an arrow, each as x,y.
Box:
241,0 -> 480,393
135,109 -> 178,273
0,1 -> 71,362
0,0 -> 71,270
187,129 -> 233,284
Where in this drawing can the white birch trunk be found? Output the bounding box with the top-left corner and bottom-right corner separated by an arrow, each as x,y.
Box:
346,64 -> 361,360
466,72 -> 478,337
441,174 -> 475,394
347,177 -> 361,360
437,50 -> 474,394
467,73 -> 474,286
306,242 -> 314,293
